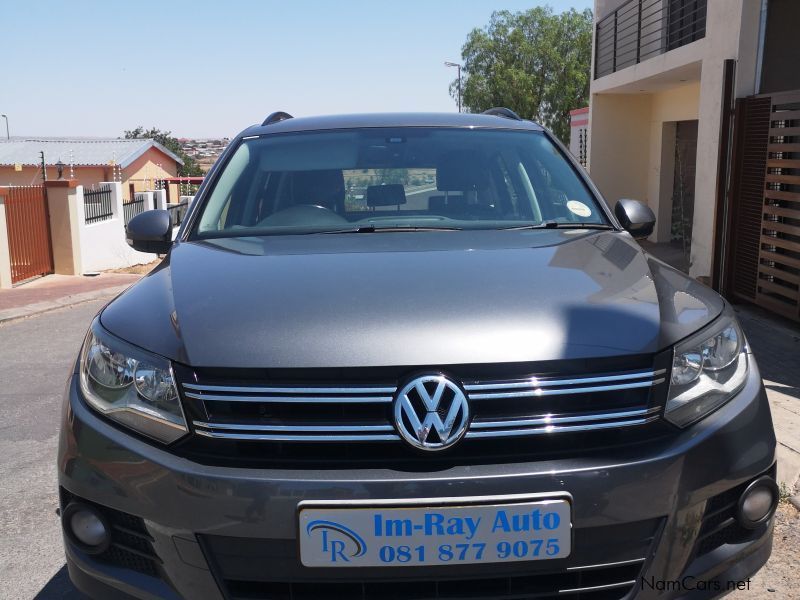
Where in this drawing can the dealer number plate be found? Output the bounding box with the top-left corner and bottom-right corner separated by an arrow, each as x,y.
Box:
298,498 -> 571,567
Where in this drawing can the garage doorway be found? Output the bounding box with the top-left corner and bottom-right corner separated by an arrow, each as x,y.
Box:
646,120 -> 698,274
670,120 -> 698,270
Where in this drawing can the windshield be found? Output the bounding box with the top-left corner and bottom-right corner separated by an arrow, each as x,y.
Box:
193,128 -> 608,237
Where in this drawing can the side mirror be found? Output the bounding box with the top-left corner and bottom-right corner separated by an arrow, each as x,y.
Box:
125,209 -> 173,254
614,199 -> 655,239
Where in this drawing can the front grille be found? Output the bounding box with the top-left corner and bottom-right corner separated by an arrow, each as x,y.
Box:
179,368 -> 665,438
201,518 -> 663,600
60,488 -> 161,577
463,370 -> 664,438
185,383 -> 400,442
172,355 -> 671,467
223,566 -> 639,600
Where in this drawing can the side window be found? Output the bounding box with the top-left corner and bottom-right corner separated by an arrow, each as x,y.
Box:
197,142 -> 252,233
242,170 -> 269,226
218,198 -> 231,228
220,163 -> 259,227
271,173 -> 293,214
496,156 -> 520,215
519,138 -> 597,223
515,160 -> 543,222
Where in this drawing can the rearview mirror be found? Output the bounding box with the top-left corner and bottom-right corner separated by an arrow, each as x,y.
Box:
614,199 -> 655,239
125,209 -> 173,254
367,184 -> 407,207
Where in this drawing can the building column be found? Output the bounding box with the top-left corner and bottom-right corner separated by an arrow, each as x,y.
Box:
152,189 -> 167,210
654,122 -> 677,243
142,192 -> 155,211
45,180 -> 84,276
0,188 -> 13,289
688,60 -> 724,281
101,182 -> 124,220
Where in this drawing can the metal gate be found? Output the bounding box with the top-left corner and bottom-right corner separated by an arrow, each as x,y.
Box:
726,91 -> 800,322
4,185 -> 54,284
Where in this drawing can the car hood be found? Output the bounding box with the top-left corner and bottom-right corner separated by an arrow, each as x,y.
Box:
100,230 -> 723,368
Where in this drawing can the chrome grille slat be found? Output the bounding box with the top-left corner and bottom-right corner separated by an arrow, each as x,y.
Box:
194,429 -> 402,442
465,415 -> 661,439
192,421 -> 394,433
463,369 -> 665,391
466,378 -> 665,399
470,407 -> 660,429
184,392 -> 394,404
182,368 -> 665,443
566,557 -> 646,571
183,383 -> 397,394
559,579 -> 638,593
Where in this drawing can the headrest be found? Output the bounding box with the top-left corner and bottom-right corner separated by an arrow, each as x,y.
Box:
436,151 -> 489,191
366,184 -> 407,207
291,170 -> 345,208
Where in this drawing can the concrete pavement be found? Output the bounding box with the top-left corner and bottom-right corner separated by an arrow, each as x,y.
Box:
734,304 -> 800,494
0,273 -> 140,324
0,299 -> 107,599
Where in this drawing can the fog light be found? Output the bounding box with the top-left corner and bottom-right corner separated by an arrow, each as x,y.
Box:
737,476 -> 779,529
62,502 -> 111,554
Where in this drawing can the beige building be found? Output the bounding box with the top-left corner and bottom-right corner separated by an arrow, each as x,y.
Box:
0,138 -> 182,200
588,0 -> 800,290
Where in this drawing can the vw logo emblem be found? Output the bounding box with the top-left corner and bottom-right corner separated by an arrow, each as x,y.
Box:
393,374 -> 470,451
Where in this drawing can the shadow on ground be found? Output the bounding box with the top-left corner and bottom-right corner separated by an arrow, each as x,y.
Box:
34,565 -> 84,599
734,303 -> 800,400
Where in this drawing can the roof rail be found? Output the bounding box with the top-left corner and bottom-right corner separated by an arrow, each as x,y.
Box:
482,107 -> 522,121
262,111 -> 294,126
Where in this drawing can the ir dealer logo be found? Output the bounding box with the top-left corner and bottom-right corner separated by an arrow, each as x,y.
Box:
306,520 -> 368,563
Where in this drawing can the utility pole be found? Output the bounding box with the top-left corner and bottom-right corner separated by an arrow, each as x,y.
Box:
40,151 -> 47,182
445,62 -> 463,113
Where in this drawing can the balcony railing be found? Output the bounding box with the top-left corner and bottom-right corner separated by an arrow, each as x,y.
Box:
595,0 -> 707,79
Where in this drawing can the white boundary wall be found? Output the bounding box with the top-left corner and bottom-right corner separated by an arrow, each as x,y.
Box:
152,189 -> 167,210
78,182 -> 155,272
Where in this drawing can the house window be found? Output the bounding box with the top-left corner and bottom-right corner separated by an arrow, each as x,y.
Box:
667,0 -> 707,51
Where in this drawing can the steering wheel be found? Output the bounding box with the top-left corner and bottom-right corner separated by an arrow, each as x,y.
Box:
258,204 -> 349,227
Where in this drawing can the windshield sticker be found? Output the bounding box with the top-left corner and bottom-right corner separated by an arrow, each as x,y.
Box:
566,200 -> 592,218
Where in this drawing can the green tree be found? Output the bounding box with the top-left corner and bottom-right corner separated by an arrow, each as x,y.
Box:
452,6 -> 592,143
123,126 -> 204,176
375,168 -> 409,185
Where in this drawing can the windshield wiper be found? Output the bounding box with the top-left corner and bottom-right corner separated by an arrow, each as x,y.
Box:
323,225 -> 462,234
500,221 -> 614,231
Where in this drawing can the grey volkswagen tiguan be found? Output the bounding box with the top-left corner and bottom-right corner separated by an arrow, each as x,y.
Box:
58,110 -> 778,600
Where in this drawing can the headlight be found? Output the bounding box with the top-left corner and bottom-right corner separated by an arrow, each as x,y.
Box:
665,308 -> 749,428
79,320 -> 187,443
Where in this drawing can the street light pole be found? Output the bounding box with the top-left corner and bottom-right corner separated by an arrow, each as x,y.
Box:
444,62 -> 462,113
0,115 -> 8,139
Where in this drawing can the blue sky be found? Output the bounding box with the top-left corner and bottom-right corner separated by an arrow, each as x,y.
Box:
3,1 -> 592,138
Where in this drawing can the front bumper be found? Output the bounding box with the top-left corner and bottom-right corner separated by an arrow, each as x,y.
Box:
58,360 -> 776,600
